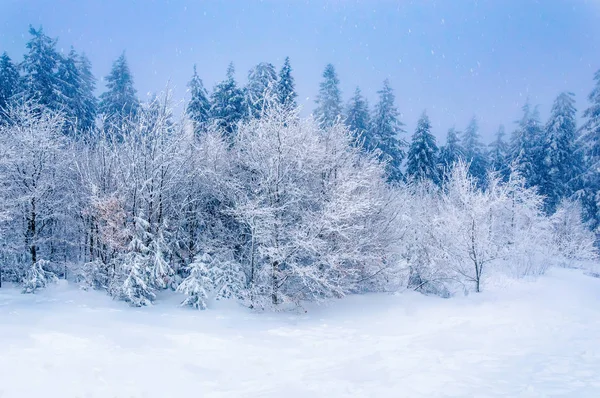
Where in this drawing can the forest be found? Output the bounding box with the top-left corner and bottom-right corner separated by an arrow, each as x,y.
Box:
0,26 -> 598,309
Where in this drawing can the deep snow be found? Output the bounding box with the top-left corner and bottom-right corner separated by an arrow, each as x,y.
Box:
1,268 -> 599,397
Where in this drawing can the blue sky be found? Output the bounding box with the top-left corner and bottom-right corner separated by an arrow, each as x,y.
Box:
1,0 -> 600,141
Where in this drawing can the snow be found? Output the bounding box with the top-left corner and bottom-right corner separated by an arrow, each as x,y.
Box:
1,268 -> 600,397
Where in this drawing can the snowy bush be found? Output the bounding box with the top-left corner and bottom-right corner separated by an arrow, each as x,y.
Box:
550,199 -> 598,266
21,260 -> 58,294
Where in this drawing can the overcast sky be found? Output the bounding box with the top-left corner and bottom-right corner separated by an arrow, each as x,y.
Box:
2,0 -> 600,141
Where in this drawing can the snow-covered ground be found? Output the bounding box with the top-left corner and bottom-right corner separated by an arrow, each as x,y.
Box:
1,268 -> 599,397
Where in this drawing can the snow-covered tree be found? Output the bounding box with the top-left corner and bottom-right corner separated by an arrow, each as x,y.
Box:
0,52 -> 20,121
177,253 -> 213,309
75,53 -> 98,134
540,92 -> 580,214
437,127 -> 463,178
98,52 -> 139,137
461,117 -> 488,187
488,125 -> 509,181
21,26 -> 62,110
210,63 -> 245,137
407,111 -> 439,184
345,87 -> 371,148
371,79 -> 406,182
186,64 -> 210,134
276,56 -> 297,109
550,199 -> 597,266
510,102 -> 544,189
0,101 -> 70,286
578,69 -> 600,231
314,63 -> 343,129
245,62 -> 277,119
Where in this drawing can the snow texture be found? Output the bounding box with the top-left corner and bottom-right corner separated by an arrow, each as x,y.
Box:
1,267 -> 599,397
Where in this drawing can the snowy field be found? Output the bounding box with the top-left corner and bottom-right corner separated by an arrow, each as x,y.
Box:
1,268 -> 599,398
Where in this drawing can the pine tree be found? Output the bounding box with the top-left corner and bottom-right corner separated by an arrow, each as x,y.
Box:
488,125 -> 509,180
314,63 -> 342,129
438,127 -> 463,175
21,26 -> 62,110
177,253 -> 213,310
371,79 -> 406,182
209,63 -> 245,137
277,56 -> 297,109
510,102 -> 544,189
462,117 -> 488,187
98,52 -> 139,132
75,53 -> 98,134
186,64 -> 210,134
407,111 -> 439,184
0,52 -> 20,120
345,87 -> 371,147
541,92 -> 580,214
245,62 -> 277,119
579,69 -> 600,230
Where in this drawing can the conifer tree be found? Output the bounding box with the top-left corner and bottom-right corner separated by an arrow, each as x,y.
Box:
510,102 -> 544,189
55,48 -> 82,134
541,92 -> 580,214
277,56 -> 297,109
438,127 -> 463,175
245,62 -> 277,119
209,63 -> 245,137
407,111 -> 439,184
21,26 -> 62,110
0,52 -> 20,121
98,52 -> 139,132
462,117 -> 488,187
314,63 -> 342,129
579,69 -> 600,230
186,64 -> 210,134
345,87 -> 371,147
75,53 -> 98,134
371,79 -> 406,182
488,125 -> 509,180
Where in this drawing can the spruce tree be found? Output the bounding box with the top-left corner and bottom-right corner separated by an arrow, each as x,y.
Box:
488,125 -> 509,180
407,111 -> 439,184
186,64 -> 210,134
579,69 -> 600,230
438,127 -> 463,175
510,102 -> 544,189
0,52 -> 20,120
462,117 -> 488,187
245,62 -> 277,119
21,26 -> 62,110
541,92 -> 580,214
345,87 -> 371,148
277,56 -> 297,109
55,48 -> 82,134
76,53 -> 98,134
209,63 -> 244,137
314,63 -> 342,129
98,52 -> 139,132
371,79 -> 406,182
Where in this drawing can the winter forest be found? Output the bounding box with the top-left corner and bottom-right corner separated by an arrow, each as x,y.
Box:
0,25 -> 599,310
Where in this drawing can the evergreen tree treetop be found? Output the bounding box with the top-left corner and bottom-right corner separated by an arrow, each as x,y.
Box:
407,110 -> 439,184
0,52 -> 20,119
314,63 -> 342,129
186,64 -> 210,132
99,52 -> 139,121
277,56 -> 297,109
345,86 -> 371,148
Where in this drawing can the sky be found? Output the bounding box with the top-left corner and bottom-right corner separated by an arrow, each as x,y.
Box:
1,0 -> 600,142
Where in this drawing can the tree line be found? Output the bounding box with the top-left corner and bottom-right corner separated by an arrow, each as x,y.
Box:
0,26 -> 597,308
